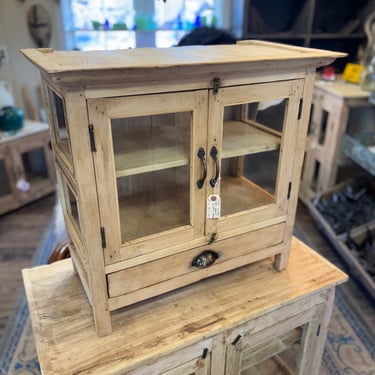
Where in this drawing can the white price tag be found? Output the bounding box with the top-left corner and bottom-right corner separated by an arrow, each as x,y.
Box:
207,194 -> 221,219
16,178 -> 30,192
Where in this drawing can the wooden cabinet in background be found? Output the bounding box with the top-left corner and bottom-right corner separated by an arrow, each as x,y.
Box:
0,121 -> 56,215
299,78 -> 370,202
22,41 -> 343,336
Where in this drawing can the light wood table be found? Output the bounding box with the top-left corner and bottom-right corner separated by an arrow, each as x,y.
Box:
0,120 -> 56,215
23,237 -> 347,375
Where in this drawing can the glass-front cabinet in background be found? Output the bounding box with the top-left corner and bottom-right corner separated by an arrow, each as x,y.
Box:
22,42 -> 342,336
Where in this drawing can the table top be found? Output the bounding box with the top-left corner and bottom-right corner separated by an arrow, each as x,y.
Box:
314,78 -> 369,99
21,41 -> 344,74
0,120 -> 48,144
23,237 -> 347,375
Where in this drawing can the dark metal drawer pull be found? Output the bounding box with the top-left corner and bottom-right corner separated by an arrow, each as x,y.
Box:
210,146 -> 219,187
191,250 -> 219,268
197,147 -> 207,189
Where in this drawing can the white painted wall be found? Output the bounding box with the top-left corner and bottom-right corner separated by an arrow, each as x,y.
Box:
0,0 -> 65,116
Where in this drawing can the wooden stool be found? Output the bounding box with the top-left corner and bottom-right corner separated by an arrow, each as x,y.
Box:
23,237 -> 347,374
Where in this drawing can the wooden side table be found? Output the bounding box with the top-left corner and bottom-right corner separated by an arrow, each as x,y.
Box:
299,79 -> 370,202
23,237 -> 347,375
0,120 -> 56,215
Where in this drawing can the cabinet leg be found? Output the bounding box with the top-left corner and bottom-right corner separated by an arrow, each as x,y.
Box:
92,305 -> 112,337
274,251 -> 289,271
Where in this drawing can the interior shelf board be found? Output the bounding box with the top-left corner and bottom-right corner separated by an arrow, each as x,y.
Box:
223,121 -> 281,159
113,133 -> 189,178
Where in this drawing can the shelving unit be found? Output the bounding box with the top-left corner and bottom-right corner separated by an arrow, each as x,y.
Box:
232,0 -> 373,70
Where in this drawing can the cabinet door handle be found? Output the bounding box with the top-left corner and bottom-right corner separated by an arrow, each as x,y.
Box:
210,146 -> 219,187
191,250 -> 219,268
197,147 -> 207,189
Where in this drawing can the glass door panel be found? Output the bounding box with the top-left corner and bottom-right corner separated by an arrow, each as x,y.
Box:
46,87 -> 72,164
111,112 -> 191,243
220,99 -> 286,216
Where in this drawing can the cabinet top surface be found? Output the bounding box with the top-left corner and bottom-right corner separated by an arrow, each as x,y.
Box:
21,40 -> 344,75
23,237 -> 347,375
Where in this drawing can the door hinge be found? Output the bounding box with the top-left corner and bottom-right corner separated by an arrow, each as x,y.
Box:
212,77 -> 221,95
232,334 -> 242,346
287,182 -> 292,199
88,124 -> 96,152
202,348 -> 208,359
100,227 -> 106,248
297,98 -> 303,120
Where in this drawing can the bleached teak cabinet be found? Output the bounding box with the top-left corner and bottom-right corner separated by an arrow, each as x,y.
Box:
21,41 -> 343,336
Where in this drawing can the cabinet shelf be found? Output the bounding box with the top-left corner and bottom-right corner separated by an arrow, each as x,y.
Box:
113,121 -> 280,178
222,121 -> 281,159
113,132 -> 189,177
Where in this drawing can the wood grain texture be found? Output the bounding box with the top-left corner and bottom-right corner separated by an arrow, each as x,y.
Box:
21,43 -> 345,73
22,236 -> 347,375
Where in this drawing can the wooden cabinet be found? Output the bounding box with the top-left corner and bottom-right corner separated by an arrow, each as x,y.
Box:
22,238 -> 348,375
0,121 -> 56,215
299,78 -> 370,202
21,41 -> 343,336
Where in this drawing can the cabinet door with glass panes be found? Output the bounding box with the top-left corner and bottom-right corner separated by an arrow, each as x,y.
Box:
87,90 -> 208,265
206,79 -> 304,240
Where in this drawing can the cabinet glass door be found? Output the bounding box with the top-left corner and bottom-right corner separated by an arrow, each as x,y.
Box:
207,80 -> 303,233
225,326 -> 302,374
113,111 -> 191,242
89,91 -> 207,263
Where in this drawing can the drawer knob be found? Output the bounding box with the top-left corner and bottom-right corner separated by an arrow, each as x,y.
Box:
191,250 -> 219,268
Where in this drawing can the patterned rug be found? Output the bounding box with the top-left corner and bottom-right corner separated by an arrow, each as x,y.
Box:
0,219 -> 374,374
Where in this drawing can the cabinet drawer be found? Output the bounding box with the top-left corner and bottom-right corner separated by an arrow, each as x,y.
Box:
107,223 -> 284,299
